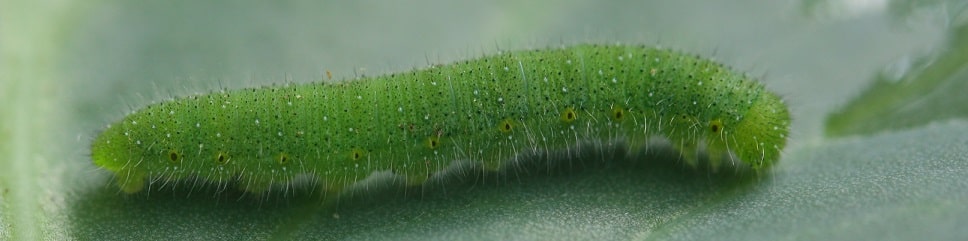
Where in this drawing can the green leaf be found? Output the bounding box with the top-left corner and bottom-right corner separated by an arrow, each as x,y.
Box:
826,23 -> 968,137
3,0 -> 967,240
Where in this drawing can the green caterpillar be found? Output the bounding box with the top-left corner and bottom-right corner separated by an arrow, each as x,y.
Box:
91,44 -> 790,194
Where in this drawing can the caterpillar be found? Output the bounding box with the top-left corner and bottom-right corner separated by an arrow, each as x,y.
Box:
91,44 -> 790,194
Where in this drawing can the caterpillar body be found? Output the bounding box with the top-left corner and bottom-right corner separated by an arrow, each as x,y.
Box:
91,44 -> 790,194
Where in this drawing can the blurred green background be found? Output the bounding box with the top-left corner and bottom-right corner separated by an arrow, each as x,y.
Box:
2,0 -> 967,240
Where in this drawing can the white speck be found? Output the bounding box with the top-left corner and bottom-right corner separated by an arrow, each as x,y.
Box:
424,114 -> 430,120
693,101 -> 697,105
748,100 -> 752,104
431,81 -> 437,86
356,95 -> 362,100
698,81 -> 703,86
196,123 -> 200,128
566,59 -> 572,64
473,90 -> 479,95
296,94 -> 302,99
543,77 -> 549,82
498,97 -> 503,102
398,107 -> 403,112
221,105 -> 226,108
503,66 -> 509,71
131,120 -> 137,125
507,136 -> 513,140
151,125 -> 156,129
255,119 -> 260,125
612,78 -> 618,83
278,132 -> 283,136
136,140 -> 141,145
598,70 -> 603,75
323,116 -> 328,121
562,87 -> 568,93
349,127 -> 354,132
216,132 -> 221,137
618,56 -> 624,61
169,110 -> 174,115
773,126 -> 779,130
649,92 -> 654,97
287,101 -> 292,106
166,133 -> 171,138
123,132 -> 128,136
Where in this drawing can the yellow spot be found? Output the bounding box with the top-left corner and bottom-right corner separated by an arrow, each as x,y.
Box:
709,119 -> 724,134
426,136 -> 442,149
560,107 -> 577,123
350,148 -> 366,161
326,70 -> 333,80
278,153 -> 290,165
610,106 -> 625,122
215,151 -> 230,165
167,150 -> 180,163
498,119 -> 514,133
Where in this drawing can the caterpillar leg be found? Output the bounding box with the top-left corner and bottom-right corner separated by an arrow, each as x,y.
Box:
240,179 -> 272,193
403,173 -> 430,186
676,142 -> 722,171
116,171 -> 146,193
677,142 -> 701,168
705,141 -> 727,172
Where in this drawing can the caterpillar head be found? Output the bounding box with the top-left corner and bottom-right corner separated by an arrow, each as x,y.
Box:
706,91 -> 790,169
